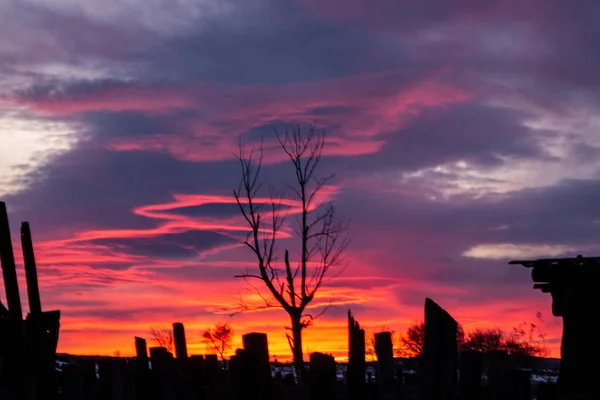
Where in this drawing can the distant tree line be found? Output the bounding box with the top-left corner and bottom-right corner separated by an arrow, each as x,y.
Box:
369,315 -> 547,359
148,317 -> 546,364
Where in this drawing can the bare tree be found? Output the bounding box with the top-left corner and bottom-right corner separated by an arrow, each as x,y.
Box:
398,322 -> 425,358
462,313 -> 547,357
399,321 -> 465,357
463,327 -> 547,356
233,125 -> 350,376
366,327 -> 397,361
202,322 -> 234,361
503,312 -> 548,357
149,325 -> 174,353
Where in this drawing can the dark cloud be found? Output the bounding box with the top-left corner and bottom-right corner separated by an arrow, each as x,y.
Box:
322,101 -> 545,176
79,110 -> 193,138
83,231 -> 238,259
394,283 -> 544,319
242,122 -> 299,142
4,144 -> 239,238
304,0 -> 600,96
339,178 -> 600,247
328,177 -> 600,302
142,0 -> 408,84
64,304 -> 217,322
322,303 -> 385,320
41,262 -> 137,271
0,2 -> 150,67
168,202 -> 293,219
307,106 -> 358,116
324,277 -> 402,291
146,265 -> 240,282
168,204 -> 241,218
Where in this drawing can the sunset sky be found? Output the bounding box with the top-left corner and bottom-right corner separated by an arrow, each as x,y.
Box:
1,0 -> 599,360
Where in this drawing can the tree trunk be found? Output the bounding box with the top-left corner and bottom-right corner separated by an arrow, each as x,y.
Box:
291,317 -> 305,381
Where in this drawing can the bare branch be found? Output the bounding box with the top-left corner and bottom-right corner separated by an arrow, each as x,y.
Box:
233,139 -> 291,312
149,325 -> 174,353
300,297 -> 332,328
234,273 -> 264,280
233,125 -> 350,372
286,332 -> 295,355
284,250 -> 296,307
202,323 -> 234,362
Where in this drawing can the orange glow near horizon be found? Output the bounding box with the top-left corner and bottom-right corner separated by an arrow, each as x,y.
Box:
1,185 -> 563,361
53,301 -> 562,361
11,185 -> 562,361
55,321 -> 562,362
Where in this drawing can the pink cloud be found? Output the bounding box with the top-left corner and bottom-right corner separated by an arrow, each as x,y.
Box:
7,69 -> 470,163
111,71 -> 469,162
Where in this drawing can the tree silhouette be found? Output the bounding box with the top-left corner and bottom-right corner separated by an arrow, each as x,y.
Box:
463,328 -> 504,353
399,322 -> 425,357
233,125 -> 350,376
398,321 -> 465,357
463,326 -> 546,356
149,325 -> 174,353
398,320 -> 545,358
202,323 -> 234,361
366,327 -> 398,361
500,317 -> 548,357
